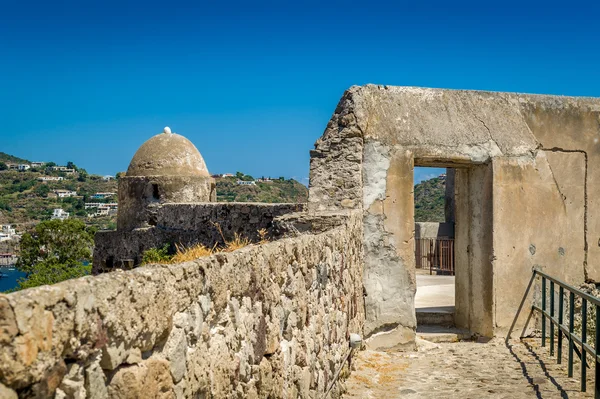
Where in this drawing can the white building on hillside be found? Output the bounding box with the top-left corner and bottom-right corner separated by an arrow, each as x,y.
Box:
84,202 -> 118,209
91,192 -> 116,199
51,209 -> 69,220
49,166 -> 76,174
0,225 -> 16,242
54,190 -> 78,198
237,180 -> 256,186
84,202 -> 118,217
18,164 -> 31,171
103,175 -> 115,181
31,162 -> 45,168
38,176 -> 64,182
1,225 -> 16,236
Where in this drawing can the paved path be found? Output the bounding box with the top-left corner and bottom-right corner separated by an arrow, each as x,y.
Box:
342,338 -> 593,398
415,274 -> 454,312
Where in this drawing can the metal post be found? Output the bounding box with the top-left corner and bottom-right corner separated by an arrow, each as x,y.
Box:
569,291 -> 575,377
542,277 -> 546,347
582,298 -> 587,392
558,286 -> 564,364
550,281 -> 555,356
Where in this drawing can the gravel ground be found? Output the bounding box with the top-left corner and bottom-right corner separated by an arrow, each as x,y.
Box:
342,337 -> 594,398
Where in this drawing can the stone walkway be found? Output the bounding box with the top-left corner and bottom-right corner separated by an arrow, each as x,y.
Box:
342,338 -> 594,398
415,273 -> 455,311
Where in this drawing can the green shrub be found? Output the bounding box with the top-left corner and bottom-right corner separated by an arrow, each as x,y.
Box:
141,244 -> 172,264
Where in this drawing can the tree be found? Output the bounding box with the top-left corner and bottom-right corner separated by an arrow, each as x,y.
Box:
77,168 -> 88,182
236,171 -> 244,179
66,161 -> 77,170
45,162 -> 56,168
0,162 -> 7,171
16,219 -> 95,289
35,184 -> 50,197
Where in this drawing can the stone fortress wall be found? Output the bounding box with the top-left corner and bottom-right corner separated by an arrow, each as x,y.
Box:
0,211 -> 363,398
93,202 -> 305,274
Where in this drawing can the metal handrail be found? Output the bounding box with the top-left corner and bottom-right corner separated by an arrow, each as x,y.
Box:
536,269 -> 600,308
530,268 -> 599,397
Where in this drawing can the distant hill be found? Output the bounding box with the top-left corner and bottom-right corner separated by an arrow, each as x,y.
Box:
414,176 -> 446,222
0,152 -> 30,164
215,175 -> 308,203
0,167 -> 118,230
0,155 -> 309,230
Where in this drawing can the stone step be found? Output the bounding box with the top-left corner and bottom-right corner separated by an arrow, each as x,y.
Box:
416,310 -> 454,327
416,325 -> 474,343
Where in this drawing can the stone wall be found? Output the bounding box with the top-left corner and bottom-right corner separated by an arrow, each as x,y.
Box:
414,223 -> 454,239
93,203 -> 305,274
309,84 -> 598,345
308,91 -> 364,212
0,211 -> 363,398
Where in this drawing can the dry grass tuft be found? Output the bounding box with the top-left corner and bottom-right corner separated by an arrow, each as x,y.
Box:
223,232 -> 251,252
142,223 -> 271,265
258,228 -> 268,244
170,243 -> 215,263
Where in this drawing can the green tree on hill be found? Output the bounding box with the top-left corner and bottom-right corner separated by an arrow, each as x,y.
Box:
15,219 -> 95,290
0,162 -> 7,171
77,168 -> 88,182
34,184 -> 50,197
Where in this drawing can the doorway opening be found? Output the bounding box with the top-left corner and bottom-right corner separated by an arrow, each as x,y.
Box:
414,166 -> 456,330
413,162 -> 494,337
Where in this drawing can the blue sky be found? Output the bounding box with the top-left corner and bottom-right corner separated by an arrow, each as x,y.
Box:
1,1 -> 599,185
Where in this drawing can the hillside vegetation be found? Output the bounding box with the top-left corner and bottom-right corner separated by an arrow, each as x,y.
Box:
0,168 -> 118,229
216,174 -> 308,203
0,154 -> 309,230
414,176 -> 446,222
0,152 -> 29,164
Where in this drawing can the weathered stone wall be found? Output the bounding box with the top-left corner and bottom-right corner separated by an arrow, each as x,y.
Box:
414,222 -> 454,239
0,211 -> 363,398
308,91 -> 364,212
117,175 -> 216,231
309,84 -> 598,344
93,203 -> 305,274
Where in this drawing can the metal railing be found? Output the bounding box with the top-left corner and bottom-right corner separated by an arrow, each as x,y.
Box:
415,238 -> 455,275
531,269 -> 600,397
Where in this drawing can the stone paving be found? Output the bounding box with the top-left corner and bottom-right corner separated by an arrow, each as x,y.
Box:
342,338 -> 594,398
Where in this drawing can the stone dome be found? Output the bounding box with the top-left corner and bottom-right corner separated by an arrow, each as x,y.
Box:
126,128 -> 210,177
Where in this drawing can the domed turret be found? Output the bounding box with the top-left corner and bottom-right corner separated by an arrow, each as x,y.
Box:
117,127 -> 216,231
126,128 -> 210,177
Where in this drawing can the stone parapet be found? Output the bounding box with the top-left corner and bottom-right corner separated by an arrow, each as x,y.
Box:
93,202 -> 305,274
0,211 -> 364,398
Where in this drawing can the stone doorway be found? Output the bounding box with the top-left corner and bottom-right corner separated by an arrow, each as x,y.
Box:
413,166 -> 458,338
413,162 -> 494,338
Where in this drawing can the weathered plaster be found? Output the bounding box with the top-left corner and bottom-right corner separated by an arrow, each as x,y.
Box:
309,84 -> 598,344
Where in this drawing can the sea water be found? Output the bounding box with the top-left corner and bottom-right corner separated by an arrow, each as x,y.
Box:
0,268 -> 26,293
